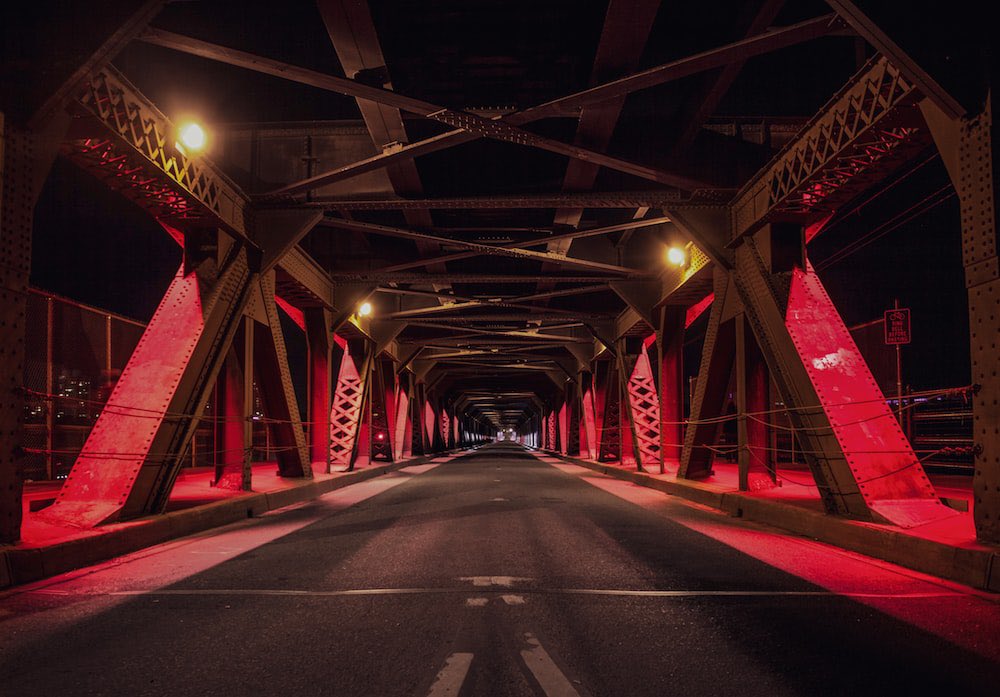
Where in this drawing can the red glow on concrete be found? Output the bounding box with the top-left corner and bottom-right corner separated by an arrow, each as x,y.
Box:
685,293 -> 714,328
550,460 -> 1000,661
274,294 -> 306,331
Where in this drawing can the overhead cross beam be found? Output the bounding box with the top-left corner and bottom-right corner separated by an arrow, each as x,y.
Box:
347,215 -> 669,273
138,27 -> 706,191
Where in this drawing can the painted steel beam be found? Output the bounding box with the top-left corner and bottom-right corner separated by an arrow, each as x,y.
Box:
296,190 -> 731,211
41,241 -> 257,527
825,0 -> 964,118
369,216 -> 670,273
229,14 -> 839,195
520,14 -> 844,121
922,97 -> 1000,543
730,55 -> 925,241
732,234 -> 952,527
139,28 -> 705,191
671,0 -> 786,151
679,268 -> 736,479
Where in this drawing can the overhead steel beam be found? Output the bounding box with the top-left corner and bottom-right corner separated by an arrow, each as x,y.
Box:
139,27 -> 705,191
671,0 -> 787,151
182,14 -> 840,196
516,14 -> 844,122
340,273 -> 642,284
364,215 -> 671,273
730,55 -> 925,241
295,190 -> 729,210
825,0 -> 964,118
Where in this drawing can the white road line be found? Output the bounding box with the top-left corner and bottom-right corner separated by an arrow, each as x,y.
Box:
427,652 -> 474,697
27,587 -> 964,600
465,597 -> 488,607
501,594 -> 525,605
521,633 -> 582,697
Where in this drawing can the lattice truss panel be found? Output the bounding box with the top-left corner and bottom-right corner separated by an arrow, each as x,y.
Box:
439,409 -> 450,449
547,413 -> 557,451
65,67 -> 247,233
329,345 -> 364,469
626,344 -> 661,469
732,56 -> 924,236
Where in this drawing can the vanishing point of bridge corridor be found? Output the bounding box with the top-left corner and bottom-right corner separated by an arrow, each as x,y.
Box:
3,442 -> 999,696
2,0 -> 1000,695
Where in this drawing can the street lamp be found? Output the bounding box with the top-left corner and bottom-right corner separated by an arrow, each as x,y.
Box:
666,245 -> 687,268
358,301 -> 373,317
177,121 -> 207,154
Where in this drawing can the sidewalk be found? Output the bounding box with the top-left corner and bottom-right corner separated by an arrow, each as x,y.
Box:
541,450 -> 1000,592
2,452 -> 467,589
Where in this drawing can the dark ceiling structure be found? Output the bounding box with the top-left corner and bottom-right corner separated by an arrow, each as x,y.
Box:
99,0 -> 867,432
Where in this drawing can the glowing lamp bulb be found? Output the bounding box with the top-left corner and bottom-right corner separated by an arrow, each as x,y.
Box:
666,246 -> 687,267
358,301 -> 373,317
178,122 -> 206,152
376,432 -> 384,440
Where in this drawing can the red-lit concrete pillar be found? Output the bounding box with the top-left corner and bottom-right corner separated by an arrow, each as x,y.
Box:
305,309 -> 332,469
658,306 -> 685,467
736,315 -> 775,491
595,360 -> 621,462
214,320 -> 253,490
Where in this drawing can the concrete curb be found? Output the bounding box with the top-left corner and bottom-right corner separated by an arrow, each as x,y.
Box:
542,451 -> 1000,592
0,452 -> 460,590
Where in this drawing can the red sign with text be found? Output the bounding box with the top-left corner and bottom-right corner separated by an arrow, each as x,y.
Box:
884,308 -> 911,345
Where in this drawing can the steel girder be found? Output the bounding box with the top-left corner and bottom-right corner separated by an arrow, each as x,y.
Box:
680,268 -> 737,479
42,241 -> 256,527
305,309 -> 333,466
731,55 -> 925,241
69,67 -> 248,235
732,236 -> 950,527
922,96 -> 1000,542
596,360 -> 622,462
0,121 -> 34,542
254,273 -> 311,478
213,319 -> 253,491
370,358 -> 394,462
735,314 -> 775,491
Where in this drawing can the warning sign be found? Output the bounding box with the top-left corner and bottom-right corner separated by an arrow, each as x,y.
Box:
884,308 -> 911,345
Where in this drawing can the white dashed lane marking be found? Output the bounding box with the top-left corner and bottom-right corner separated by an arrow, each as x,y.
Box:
426,652 -> 474,697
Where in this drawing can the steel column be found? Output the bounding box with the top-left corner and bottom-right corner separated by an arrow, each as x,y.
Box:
736,314 -> 775,491
923,96 -> 1000,541
254,274 -> 311,478
213,320 -> 252,491
680,268 -> 736,479
732,230 -> 949,527
658,307 -> 686,467
43,237 -> 256,527
305,308 -> 333,468
0,118 -> 34,541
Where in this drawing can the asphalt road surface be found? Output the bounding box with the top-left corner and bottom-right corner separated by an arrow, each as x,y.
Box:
2,442 -> 999,696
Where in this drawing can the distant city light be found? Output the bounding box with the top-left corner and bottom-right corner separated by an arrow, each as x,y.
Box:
178,122 -> 207,152
358,301 -> 373,317
666,246 -> 687,267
